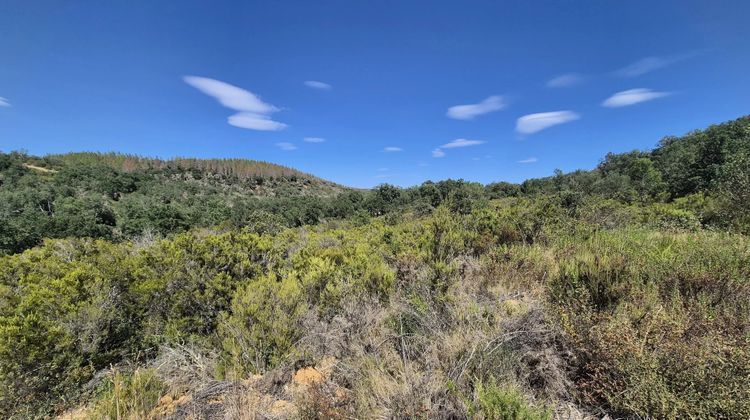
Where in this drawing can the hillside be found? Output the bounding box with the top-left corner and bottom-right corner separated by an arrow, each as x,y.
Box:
0,152 -> 349,254
48,152 -> 344,195
1,116 -> 749,419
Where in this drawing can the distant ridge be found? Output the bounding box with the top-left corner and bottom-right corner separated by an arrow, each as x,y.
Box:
48,152 -> 337,184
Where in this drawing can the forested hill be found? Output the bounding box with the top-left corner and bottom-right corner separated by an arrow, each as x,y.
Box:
0,152 -> 350,254
48,152 -> 339,188
1,115 -> 749,255
508,114 -> 750,202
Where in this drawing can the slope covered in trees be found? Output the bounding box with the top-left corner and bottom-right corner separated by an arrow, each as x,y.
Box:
0,116 -> 749,418
510,115 -> 749,218
0,152 -> 349,254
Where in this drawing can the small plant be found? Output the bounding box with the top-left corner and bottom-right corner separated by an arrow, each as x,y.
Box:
92,368 -> 167,420
470,378 -> 551,420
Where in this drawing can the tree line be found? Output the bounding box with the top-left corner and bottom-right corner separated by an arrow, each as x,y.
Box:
2,116 -> 748,255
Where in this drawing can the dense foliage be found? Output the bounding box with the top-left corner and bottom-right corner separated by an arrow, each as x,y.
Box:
2,117 -> 749,257
0,152 -> 347,255
0,116 -> 749,418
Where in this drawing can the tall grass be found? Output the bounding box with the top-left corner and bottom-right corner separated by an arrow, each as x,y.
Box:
91,368 -> 166,420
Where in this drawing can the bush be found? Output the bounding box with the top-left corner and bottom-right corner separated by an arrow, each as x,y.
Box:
645,204 -> 701,231
470,379 -> 551,420
219,273 -> 307,376
132,230 -> 275,341
0,240 -> 126,417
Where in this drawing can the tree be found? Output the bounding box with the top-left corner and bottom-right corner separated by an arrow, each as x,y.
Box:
717,152 -> 750,231
366,184 -> 403,215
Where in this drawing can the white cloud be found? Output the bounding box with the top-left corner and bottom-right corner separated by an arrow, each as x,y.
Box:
614,53 -> 696,77
184,76 -> 277,113
183,75 -> 287,131
304,80 -> 332,90
516,111 -> 580,134
441,138 -> 485,148
546,73 -> 582,88
229,112 -> 287,131
303,137 -> 325,143
0,97 -> 10,107
275,142 -> 297,151
377,167 -> 389,172
384,146 -> 403,152
447,95 -> 506,120
431,138 -> 484,158
602,88 -> 671,108
518,157 -> 538,163
616,57 -> 672,77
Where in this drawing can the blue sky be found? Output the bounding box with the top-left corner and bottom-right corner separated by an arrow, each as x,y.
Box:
1,1 -> 748,188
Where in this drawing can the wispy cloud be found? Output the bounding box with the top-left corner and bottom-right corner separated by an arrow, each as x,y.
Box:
441,138 -> 485,148
184,76 -> 287,131
516,111 -> 580,134
228,113 -> 287,131
384,146 -> 403,152
447,95 -> 506,120
0,97 -> 10,107
518,157 -> 538,163
432,138 -> 485,158
615,57 -> 671,77
615,52 -> 697,77
602,88 -> 671,108
304,80 -> 332,90
303,137 -> 325,143
546,73 -> 583,88
276,142 -> 297,151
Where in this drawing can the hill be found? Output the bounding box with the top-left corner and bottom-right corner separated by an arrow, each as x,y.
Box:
0,152 -> 351,254
48,152 -> 344,195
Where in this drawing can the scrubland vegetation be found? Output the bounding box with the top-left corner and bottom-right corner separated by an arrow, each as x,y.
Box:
1,116 -> 749,418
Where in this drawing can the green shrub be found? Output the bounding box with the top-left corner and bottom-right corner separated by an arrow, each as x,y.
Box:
219,273 -> 307,376
645,204 -> 701,231
132,230 -> 275,340
470,379 -> 551,420
551,230 -> 750,418
0,240 -> 130,417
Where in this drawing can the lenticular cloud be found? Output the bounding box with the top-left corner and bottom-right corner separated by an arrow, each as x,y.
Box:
184,76 -> 287,131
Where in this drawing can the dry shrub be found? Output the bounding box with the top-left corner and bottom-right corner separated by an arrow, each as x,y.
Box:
295,380 -> 353,419
151,343 -> 218,396
497,307 -> 574,401
287,244 -> 580,419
